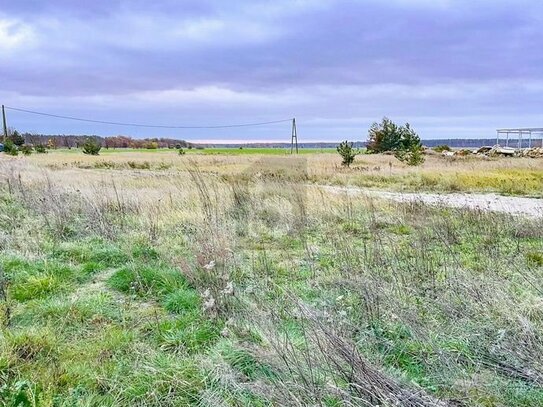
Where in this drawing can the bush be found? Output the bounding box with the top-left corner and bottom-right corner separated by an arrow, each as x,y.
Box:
178,148 -> 186,155
367,117 -> 422,154
34,145 -> 47,154
20,145 -> 33,156
9,130 -> 25,146
526,252 -> 543,267
336,141 -> 359,167
82,138 -> 102,155
3,140 -> 18,156
394,147 -> 425,166
145,141 -> 158,149
433,144 -> 451,153
366,117 -> 424,166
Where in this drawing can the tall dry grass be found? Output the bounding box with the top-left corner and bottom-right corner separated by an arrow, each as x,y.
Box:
0,154 -> 542,405
15,148 -> 543,196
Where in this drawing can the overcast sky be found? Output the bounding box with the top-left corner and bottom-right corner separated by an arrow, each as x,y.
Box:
2,0 -> 542,142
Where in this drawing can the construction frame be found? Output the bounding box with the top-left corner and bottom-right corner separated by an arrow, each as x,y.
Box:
496,128 -> 543,149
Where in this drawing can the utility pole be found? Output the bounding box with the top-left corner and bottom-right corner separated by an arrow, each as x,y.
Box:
2,105 -> 7,142
290,118 -> 298,154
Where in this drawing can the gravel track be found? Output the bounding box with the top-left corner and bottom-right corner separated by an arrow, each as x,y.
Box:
321,185 -> 543,218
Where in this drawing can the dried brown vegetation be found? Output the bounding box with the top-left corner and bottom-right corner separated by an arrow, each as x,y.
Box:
0,152 -> 542,405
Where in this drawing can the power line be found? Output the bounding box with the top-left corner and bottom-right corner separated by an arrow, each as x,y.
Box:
4,105 -> 293,129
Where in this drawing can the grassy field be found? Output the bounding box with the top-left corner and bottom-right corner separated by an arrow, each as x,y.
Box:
95,147 -> 337,155
21,148 -> 543,196
0,151 -> 542,406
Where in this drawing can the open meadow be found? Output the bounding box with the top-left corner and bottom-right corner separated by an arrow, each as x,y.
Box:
0,149 -> 543,406
25,148 -> 543,196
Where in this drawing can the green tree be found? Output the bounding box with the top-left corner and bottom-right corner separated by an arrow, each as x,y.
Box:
336,140 -> 359,167
366,117 -> 424,165
82,138 -> 102,155
397,123 -> 421,151
366,117 -> 422,153
394,147 -> 425,166
366,117 -> 401,153
9,130 -> 25,146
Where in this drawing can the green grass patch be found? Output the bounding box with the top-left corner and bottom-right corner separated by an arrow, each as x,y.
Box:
162,288 -> 200,314
156,311 -> 221,354
50,239 -> 129,266
108,263 -> 188,298
217,340 -> 276,380
1,257 -> 78,302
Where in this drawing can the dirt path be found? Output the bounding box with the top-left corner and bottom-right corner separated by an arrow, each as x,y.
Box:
320,185 -> 543,218
71,268 -> 119,301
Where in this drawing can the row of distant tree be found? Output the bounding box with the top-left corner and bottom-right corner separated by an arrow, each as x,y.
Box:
2,129 -> 193,149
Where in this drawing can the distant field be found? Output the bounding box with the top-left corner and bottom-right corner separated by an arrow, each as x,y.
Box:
20,148 -> 543,197
85,147 -> 337,155
188,147 -> 337,155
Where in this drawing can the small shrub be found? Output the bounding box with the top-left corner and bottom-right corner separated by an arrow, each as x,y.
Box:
82,138 -> 102,155
127,161 -> 151,170
3,140 -> 18,156
20,145 -> 33,156
433,144 -> 451,152
526,252 -> 543,267
34,144 -> 47,154
336,140 -> 359,167
395,147 -> 425,166
178,148 -> 186,155
93,160 -> 118,169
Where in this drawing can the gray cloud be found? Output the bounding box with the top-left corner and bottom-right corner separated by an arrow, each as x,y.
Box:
2,0 -> 543,140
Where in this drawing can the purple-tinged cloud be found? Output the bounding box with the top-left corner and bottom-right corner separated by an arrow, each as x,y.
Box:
2,0 -> 543,140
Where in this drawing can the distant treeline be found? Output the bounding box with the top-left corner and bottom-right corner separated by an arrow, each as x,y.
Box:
5,131 -> 542,150
7,131 -> 193,149
207,139 -> 543,149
